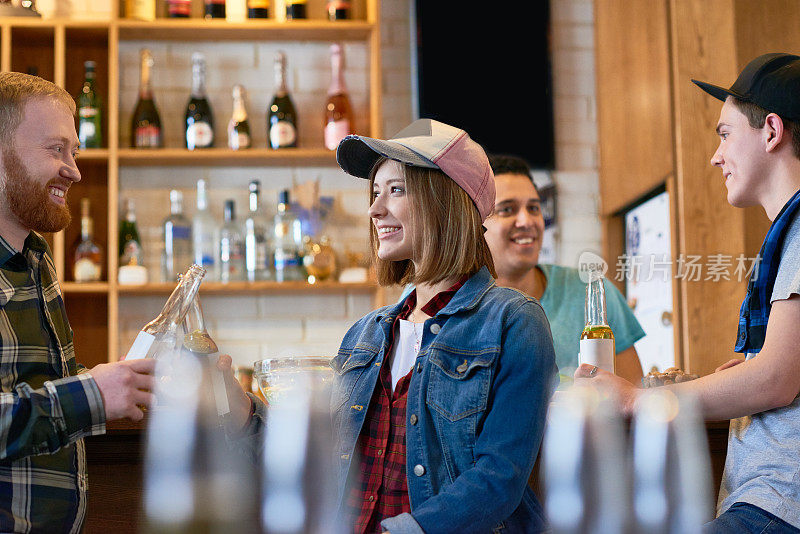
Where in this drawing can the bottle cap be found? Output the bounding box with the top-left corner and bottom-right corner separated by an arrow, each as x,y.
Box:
249,179 -> 260,193
224,199 -> 235,220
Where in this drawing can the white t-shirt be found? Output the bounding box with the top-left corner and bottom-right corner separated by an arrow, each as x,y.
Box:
390,319 -> 424,391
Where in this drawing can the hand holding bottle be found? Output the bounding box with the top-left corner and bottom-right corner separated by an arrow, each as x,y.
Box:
214,353 -> 254,434
89,359 -> 157,421
574,363 -> 639,416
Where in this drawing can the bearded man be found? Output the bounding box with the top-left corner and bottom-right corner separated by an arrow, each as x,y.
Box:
0,72 -> 156,533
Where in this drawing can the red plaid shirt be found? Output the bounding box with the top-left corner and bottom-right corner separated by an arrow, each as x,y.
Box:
345,276 -> 468,533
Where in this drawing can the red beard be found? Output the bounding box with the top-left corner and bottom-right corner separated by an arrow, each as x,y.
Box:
2,147 -> 72,233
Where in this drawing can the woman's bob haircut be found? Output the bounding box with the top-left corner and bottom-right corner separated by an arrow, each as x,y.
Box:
369,157 -> 496,287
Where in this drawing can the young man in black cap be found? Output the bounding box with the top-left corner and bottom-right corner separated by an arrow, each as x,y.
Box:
576,53 -> 800,532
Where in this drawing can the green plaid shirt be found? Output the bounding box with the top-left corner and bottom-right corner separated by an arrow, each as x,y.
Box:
0,231 -> 106,533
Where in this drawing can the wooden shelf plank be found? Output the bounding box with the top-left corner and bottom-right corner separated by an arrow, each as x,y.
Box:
62,282 -> 110,294
117,147 -> 338,166
116,19 -> 374,41
117,280 -> 376,295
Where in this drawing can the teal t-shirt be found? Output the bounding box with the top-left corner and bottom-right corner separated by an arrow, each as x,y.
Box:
538,264 -> 645,378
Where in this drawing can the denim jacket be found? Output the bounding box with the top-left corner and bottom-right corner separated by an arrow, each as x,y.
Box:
330,267 -> 557,533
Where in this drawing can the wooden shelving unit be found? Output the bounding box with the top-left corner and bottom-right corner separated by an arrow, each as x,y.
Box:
0,0 -> 383,367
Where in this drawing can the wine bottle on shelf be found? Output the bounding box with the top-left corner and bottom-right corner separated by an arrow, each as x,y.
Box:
192,178 -> 219,281
219,199 -> 246,282
227,84 -> 251,150
162,190 -> 193,283
119,198 -> 143,266
245,180 -> 272,282
284,0 -> 306,19
125,264 -> 206,360
204,0 -> 225,18
579,268 -> 616,374
273,189 -> 305,282
167,0 -> 191,17
247,0 -> 268,18
324,43 -> 352,150
72,198 -> 103,283
327,0 -> 350,20
267,51 -> 298,149
131,49 -> 163,149
185,53 -> 215,150
77,60 -> 102,149
126,0 -> 155,20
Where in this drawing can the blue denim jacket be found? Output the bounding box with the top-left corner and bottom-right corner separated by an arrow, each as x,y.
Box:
330,267 -> 557,533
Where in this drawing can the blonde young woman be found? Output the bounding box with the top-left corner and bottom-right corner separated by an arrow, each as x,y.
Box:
226,119 -> 557,533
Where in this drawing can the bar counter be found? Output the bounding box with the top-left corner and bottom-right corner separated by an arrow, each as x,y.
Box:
83,418 -> 732,532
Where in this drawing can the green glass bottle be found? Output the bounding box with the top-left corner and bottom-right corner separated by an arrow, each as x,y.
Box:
77,60 -> 102,149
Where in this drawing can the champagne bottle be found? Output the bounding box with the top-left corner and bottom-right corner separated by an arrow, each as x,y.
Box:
267,51 -> 298,149
126,0 -> 155,20
579,269 -> 616,374
219,199 -> 246,282
326,0 -> 350,20
245,180 -> 272,281
284,0 -> 306,19
167,0 -> 191,17
204,0 -> 225,18
77,60 -> 102,149
72,198 -> 103,283
185,53 -> 215,150
324,43 -> 352,150
183,294 -> 230,418
192,178 -> 219,281
227,84 -> 251,150
273,189 -> 305,282
162,190 -> 194,283
125,263 -> 206,360
247,0 -> 268,18
119,198 -> 143,266
131,49 -> 163,149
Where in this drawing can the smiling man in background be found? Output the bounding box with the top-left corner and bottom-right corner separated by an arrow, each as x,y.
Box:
0,72 -> 156,533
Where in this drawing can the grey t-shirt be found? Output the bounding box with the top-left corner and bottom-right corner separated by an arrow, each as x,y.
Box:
717,212 -> 800,525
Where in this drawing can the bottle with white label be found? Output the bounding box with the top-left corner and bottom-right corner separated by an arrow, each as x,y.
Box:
125,264 -> 205,360
185,52 -> 215,150
267,51 -> 297,149
192,179 -> 219,281
579,269 -> 616,374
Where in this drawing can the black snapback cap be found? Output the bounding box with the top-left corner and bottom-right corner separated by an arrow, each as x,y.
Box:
692,52 -> 800,121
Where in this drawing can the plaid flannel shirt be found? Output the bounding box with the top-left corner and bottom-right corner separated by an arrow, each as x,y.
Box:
346,276 -> 467,533
736,188 -> 800,353
0,232 -> 106,533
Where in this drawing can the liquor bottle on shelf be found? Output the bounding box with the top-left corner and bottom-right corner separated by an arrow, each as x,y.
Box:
72,198 -> 103,283
204,0 -> 225,18
579,268 -> 616,374
185,53 -> 215,150
273,189 -> 305,282
245,180 -> 272,282
125,264 -> 206,360
162,190 -> 193,283
131,49 -> 163,149
227,84 -> 251,150
267,51 -> 298,149
284,0 -> 306,19
167,0 -> 191,17
247,0 -> 268,18
77,60 -> 102,149
119,198 -> 148,285
192,178 -> 219,281
327,0 -> 350,20
324,43 -> 352,150
126,0 -> 155,20
219,199 -> 246,282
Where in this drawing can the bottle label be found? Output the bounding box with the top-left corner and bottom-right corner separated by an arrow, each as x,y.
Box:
274,249 -> 300,268
168,0 -> 191,16
269,121 -> 297,147
74,258 -> 101,282
135,125 -> 161,148
229,131 -> 251,150
256,242 -> 269,269
579,339 -> 615,373
324,119 -> 350,150
187,122 -> 214,149
79,120 -> 97,142
79,106 -> 99,119
170,225 -> 192,240
126,330 -> 155,360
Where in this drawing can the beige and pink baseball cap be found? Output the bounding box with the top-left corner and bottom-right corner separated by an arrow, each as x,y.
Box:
336,118 -> 496,222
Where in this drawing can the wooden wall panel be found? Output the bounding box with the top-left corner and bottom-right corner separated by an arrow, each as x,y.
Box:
595,0 -> 674,216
